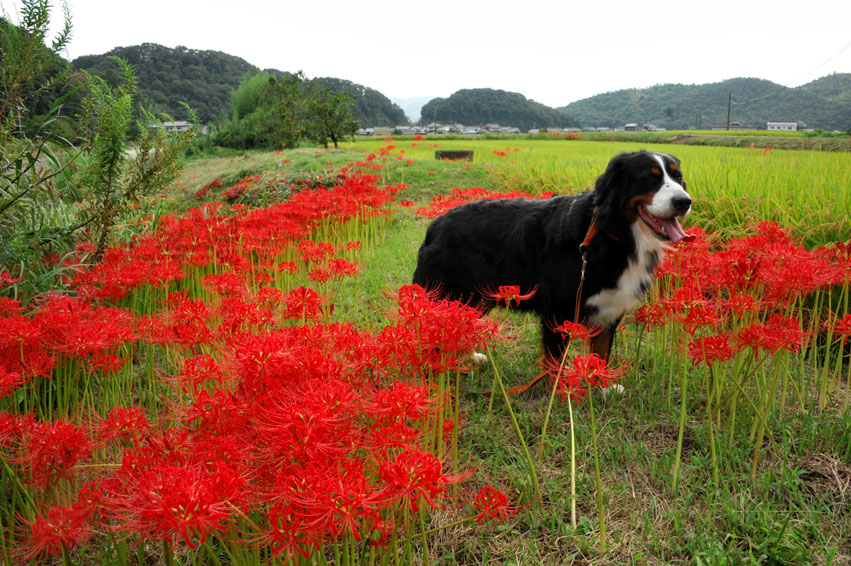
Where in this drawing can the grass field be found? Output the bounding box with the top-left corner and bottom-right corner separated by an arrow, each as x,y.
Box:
344,138 -> 851,247
2,139 -> 850,565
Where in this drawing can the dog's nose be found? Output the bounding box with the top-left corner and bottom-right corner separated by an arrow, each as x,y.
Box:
672,195 -> 692,214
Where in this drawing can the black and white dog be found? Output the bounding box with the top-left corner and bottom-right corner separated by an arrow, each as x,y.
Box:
412,150 -> 693,361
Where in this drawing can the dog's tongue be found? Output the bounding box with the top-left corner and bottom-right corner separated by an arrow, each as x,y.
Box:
660,217 -> 695,244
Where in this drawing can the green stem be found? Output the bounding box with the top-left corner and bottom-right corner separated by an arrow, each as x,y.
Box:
672,356 -> 689,494
752,352 -> 786,480
417,508 -> 431,566
487,351 -> 543,509
163,539 -> 176,566
587,391 -> 607,552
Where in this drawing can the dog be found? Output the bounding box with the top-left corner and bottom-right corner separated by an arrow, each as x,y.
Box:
412,150 -> 693,361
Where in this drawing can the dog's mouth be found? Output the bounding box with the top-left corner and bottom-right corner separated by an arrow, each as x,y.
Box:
637,205 -> 694,243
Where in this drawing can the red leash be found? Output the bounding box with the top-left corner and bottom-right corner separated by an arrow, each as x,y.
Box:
492,210 -> 601,396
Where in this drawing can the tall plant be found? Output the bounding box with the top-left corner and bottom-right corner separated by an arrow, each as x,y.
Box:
76,57 -> 196,262
0,0 -> 77,298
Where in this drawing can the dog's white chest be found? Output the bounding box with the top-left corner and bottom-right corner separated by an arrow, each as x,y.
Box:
585,224 -> 668,326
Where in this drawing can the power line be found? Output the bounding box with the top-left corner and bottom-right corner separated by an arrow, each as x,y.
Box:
786,40 -> 851,85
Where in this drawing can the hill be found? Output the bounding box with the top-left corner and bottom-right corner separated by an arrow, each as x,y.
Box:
313,77 -> 408,126
557,75 -> 851,131
71,43 -> 408,127
419,89 -> 580,131
72,43 -> 255,123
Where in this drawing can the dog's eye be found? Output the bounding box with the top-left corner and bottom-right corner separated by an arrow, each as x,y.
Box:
650,167 -> 662,177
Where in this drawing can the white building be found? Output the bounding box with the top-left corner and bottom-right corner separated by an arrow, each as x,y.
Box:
767,120 -> 807,131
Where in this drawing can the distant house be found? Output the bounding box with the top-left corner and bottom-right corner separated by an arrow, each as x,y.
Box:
641,123 -> 666,132
711,121 -> 763,131
393,126 -> 417,136
767,120 -> 808,131
624,123 -> 640,131
161,121 -> 193,133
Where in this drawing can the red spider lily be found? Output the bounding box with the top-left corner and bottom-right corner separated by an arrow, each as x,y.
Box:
376,448 -> 467,514
829,314 -> 851,344
297,240 -> 335,264
102,432 -> 246,550
735,314 -> 807,358
17,419 -> 92,490
281,459 -> 383,542
722,293 -> 762,318
366,381 -> 435,425
32,295 -> 137,360
384,285 -> 502,374
17,498 -> 94,561
88,350 -> 128,374
161,293 -> 214,352
0,367 -> 23,399
326,257 -> 360,280
472,485 -> 519,525
284,286 -> 325,322
633,302 -> 669,330
0,411 -> 35,449
549,353 -> 628,402
308,266 -> 333,284
552,320 -> 601,343
481,284 -> 538,307
688,334 -> 736,366
203,272 -> 248,297
95,406 -> 151,445
216,296 -> 278,338
256,499 -> 322,561
368,422 -> 422,453
661,284 -> 721,335
251,379 -> 360,467
175,354 -> 225,393
415,187 -> 554,219
0,269 -> 22,288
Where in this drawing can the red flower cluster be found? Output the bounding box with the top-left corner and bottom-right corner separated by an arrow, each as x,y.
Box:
549,353 -> 628,402
378,284 -> 502,375
68,170 -> 398,302
638,223 -> 849,365
2,281 -> 498,560
416,187 -> 554,219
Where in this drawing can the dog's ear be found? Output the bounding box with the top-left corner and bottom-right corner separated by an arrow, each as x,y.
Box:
593,152 -> 630,211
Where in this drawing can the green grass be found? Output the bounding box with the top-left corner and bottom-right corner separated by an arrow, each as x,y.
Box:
175,143 -> 851,565
344,138 -> 851,247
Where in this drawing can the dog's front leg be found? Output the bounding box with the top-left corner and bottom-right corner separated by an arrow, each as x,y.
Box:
588,320 -> 620,362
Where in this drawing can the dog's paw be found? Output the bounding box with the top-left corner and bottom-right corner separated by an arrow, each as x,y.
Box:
471,352 -> 488,365
600,383 -> 625,399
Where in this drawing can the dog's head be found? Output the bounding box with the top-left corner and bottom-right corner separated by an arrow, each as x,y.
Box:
593,151 -> 693,243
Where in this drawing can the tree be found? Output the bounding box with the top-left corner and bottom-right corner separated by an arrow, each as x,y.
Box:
305,83 -> 359,148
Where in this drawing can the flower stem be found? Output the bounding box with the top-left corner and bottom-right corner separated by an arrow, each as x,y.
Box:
587,391 -> 607,552
487,351 -> 543,509
672,360 -> 688,494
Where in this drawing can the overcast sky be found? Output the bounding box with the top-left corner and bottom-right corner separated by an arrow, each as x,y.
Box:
5,0 -> 851,107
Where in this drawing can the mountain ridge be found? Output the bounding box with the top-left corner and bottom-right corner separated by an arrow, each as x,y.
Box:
557,74 -> 851,131
71,43 -> 850,131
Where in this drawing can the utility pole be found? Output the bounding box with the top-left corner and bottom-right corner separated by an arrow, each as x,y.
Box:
726,93 -> 732,130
